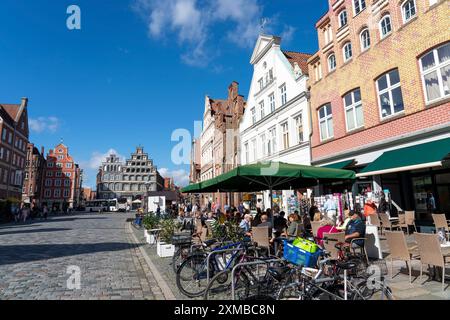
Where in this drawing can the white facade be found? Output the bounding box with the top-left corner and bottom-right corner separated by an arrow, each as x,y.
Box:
200,97 -> 214,182
239,35 -> 311,211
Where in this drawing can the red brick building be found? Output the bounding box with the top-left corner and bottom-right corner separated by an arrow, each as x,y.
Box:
41,143 -> 83,211
22,144 -> 46,207
308,0 -> 450,219
0,98 -> 29,201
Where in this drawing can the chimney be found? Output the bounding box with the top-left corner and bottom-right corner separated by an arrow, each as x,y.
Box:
21,97 -> 28,108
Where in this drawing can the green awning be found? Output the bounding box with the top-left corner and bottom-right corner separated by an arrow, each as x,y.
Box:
358,138 -> 450,177
180,182 -> 202,193
321,159 -> 355,169
181,161 -> 356,193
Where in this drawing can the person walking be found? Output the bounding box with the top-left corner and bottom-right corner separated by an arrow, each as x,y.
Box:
323,195 -> 337,224
43,205 -> 48,220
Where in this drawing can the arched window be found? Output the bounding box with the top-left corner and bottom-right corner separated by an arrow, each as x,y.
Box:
328,54 -> 336,71
318,104 -> 334,141
338,10 -> 348,28
343,42 -> 353,62
379,15 -> 392,39
360,29 -> 370,51
376,69 -> 404,118
419,42 -> 450,103
402,0 -> 417,23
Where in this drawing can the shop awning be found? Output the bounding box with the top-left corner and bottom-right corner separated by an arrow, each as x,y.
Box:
321,159 -> 355,169
357,138 -> 450,177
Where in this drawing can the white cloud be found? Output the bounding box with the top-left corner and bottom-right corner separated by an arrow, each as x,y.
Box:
133,0 -> 295,67
85,148 -> 125,170
29,117 -> 60,133
159,167 -> 190,187
280,25 -> 296,44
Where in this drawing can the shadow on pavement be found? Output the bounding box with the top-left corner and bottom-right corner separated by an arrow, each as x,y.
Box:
0,228 -> 72,236
0,242 -> 141,266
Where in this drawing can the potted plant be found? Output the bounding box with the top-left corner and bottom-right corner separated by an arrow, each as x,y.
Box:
157,218 -> 176,257
143,214 -> 160,244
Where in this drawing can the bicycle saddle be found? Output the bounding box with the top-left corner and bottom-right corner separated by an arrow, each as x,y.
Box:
267,265 -> 290,281
336,261 -> 358,270
203,239 -> 217,247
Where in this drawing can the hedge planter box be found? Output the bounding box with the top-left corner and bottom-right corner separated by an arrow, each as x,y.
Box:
157,241 -> 175,258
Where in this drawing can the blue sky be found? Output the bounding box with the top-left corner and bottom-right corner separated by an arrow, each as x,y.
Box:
0,0 -> 328,188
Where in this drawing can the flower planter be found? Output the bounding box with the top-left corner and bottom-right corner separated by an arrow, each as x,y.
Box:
157,241 -> 175,258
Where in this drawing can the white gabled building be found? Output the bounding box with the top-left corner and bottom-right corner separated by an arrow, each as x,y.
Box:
239,34 -> 312,211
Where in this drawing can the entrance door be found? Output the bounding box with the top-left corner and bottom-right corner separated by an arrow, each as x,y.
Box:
436,172 -> 450,215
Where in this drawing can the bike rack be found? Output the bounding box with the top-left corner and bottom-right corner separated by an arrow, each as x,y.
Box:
230,258 -> 284,300
206,247 -> 245,284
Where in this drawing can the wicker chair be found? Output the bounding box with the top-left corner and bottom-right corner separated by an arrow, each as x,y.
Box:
379,212 -> 400,234
385,231 -> 419,283
432,214 -> 450,241
399,211 -> 418,233
311,221 -> 321,238
251,226 -> 271,253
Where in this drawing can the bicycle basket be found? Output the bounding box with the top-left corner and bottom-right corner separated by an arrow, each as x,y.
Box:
283,240 -> 321,267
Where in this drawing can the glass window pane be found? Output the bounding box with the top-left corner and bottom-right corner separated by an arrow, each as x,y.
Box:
326,104 -> 332,115
319,107 -> 325,119
389,69 -> 400,85
346,109 -> 355,130
320,121 -> 327,140
354,89 -> 361,102
441,65 -> 450,95
344,93 -> 352,107
377,75 -> 388,91
380,92 -> 391,117
421,51 -> 436,72
355,104 -> 364,127
391,87 -> 404,113
424,71 -> 441,101
438,43 -> 450,64
327,118 -> 334,137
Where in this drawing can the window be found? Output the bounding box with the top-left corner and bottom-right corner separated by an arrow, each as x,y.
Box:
57,155 -> 64,160
258,78 -> 264,90
323,25 -> 333,44
339,10 -> 348,28
47,162 -> 54,168
360,29 -> 370,51
294,114 -> 304,143
45,190 -> 51,198
8,132 -> 12,144
64,180 -> 70,187
343,89 -> 364,131
55,172 -> 62,177
380,15 -> 392,38
2,129 -> 6,141
318,104 -> 334,141
54,179 -> 61,187
268,127 -> 277,155
328,54 -> 336,71
269,94 -> 275,112
314,62 -> 323,81
46,171 -> 53,177
281,122 -> 289,150
64,189 -> 70,198
259,101 -> 265,119
66,163 -> 72,168
251,139 -> 257,162
6,150 -> 9,162
402,0 -> 417,23
260,134 -> 267,157
65,172 -> 72,177
251,107 -> 256,124
56,163 -> 63,168
0,147 -> 3,160
343,42 -> 353,62
429,0 -> 438,5
376,69 -> 405,118
54,189 -> 61,198
353,0 -> 366,15
25,172 -> 29,180
45,179 -> 52,187
244,142 -> 249,164
3,169 -> 7,183
419,42 -> 450,103
280,84 -> 287,106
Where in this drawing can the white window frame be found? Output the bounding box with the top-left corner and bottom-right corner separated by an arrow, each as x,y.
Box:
268,127 -> 277,156
379,15 -> 392,39
54,189 -> 61,198
251,107 -> 256,124
294,113 -> 304,144
260,133 -> 267,158
269,93 -> 276,113
376,69 -> 404,119
353,0 -> 366,16
45,189 -> 51,198
343,89 -> 364,131
281,122 -> 290,150
402,0 -> 417,23
280,84 -> 287,106
338,10 -> 348,28
318,104 -> 334,141
259,100 -> 265,119
328,54 -> 336,72
343,42 -> 353,62
360,29 -> 370,51
64,189 -> 70,198
251,139 -> 257,162
419,42 -> 450,104
244,142 -> 249,164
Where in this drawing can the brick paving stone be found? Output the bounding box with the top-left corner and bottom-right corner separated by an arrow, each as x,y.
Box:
0,212 -> 164,300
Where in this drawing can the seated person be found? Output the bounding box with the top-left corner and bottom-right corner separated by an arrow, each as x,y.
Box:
239,213 -> 252,238
257,214 -> 273,237
345,211 -> 366,248
316,218 -> 339,246
280,213 -> 301,239
274,211 -> 288,235
336,209 -> 351,231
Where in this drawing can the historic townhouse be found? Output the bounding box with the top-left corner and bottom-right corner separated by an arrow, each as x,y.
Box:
0,98 -> 29,201
22,144 -> 46,207
97,147 -> 164,205
239,34 -> 312,210
198,82 -> 246,209
308,0 -> 450,220
42,143 -> 82,211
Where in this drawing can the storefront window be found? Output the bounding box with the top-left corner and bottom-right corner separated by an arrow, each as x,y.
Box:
412,176 -> 433,213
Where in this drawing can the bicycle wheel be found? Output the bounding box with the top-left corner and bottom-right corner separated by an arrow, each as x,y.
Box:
203,269 -> 251,300
172,246 -> 191,275
276,282 -> 303,300
176,253 -> 210,298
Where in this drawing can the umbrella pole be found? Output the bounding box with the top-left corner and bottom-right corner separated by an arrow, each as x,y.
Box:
269,186 -> 274,228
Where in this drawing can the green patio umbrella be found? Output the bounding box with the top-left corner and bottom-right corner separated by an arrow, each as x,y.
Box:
180,182 -> 203,193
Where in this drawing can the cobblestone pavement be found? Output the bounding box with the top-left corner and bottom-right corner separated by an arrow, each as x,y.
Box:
0,212 -> 166,300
